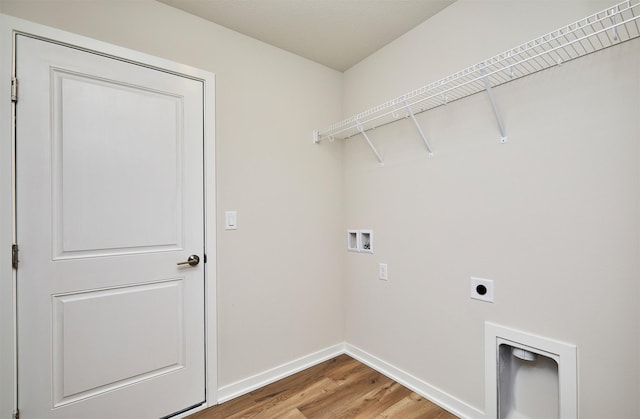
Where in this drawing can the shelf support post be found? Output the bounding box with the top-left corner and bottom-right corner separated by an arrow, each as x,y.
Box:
403,100 -> 433,157
479,64 -> 508,143
356,121 -> 384,166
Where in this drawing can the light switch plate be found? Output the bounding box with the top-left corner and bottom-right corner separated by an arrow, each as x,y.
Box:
225,211 -> 237,230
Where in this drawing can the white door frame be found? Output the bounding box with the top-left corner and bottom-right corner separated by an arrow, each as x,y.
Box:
0,14 -> 217,418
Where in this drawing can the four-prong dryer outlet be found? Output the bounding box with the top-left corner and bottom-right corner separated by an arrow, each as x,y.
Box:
471,277 -> 494,302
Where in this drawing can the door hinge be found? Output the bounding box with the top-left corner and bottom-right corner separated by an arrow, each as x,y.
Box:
13,408 -> 20,419
12,244 -> 19,269
11,77 -> 18,103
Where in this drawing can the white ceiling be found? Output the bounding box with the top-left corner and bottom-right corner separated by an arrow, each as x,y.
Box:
157,0 -> 456,72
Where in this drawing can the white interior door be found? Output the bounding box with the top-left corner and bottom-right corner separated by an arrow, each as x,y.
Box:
16,34 -> 206,418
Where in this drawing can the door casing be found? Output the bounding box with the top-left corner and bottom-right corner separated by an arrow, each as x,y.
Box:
0,13 -> 217,418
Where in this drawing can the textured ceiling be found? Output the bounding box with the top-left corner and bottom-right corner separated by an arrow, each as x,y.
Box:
157,0 -> 455,72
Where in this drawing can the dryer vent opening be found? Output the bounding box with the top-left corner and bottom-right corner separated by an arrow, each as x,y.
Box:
498,343 -> 559,419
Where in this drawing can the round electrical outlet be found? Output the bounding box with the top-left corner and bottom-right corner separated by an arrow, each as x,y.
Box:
470,276 -> 494,303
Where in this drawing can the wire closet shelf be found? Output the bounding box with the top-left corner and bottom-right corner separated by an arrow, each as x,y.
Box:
313,0 -> 640,153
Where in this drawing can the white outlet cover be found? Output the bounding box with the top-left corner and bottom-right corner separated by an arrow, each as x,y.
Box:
471,277 -> 494,303
379,263 -> 388,280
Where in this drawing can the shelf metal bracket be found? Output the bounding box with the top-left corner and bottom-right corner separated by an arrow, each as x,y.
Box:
608,7 -> 619,41
479,64 -> 508,144
403,100 -> 433,158
356,120 -> 384,166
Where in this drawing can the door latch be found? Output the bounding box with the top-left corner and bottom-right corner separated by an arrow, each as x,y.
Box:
12,244 -> 18,269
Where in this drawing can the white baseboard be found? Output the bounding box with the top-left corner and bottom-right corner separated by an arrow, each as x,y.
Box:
344,343 -> 484,419
216,343 -> 345,403
215,342 -> 483,419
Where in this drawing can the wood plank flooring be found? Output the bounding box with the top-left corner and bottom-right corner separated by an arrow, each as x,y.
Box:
188,354 -> 458,419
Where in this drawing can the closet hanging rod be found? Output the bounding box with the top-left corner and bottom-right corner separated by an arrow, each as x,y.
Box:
313,0 -> 640,144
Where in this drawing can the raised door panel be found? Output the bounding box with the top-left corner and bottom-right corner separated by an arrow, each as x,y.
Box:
52,70 -> 184,258
52,280 -> 185,406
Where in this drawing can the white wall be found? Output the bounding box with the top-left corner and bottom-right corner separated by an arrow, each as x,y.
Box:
0,0 -> 345,396
3,1 -> 639,418
343,0 -> 640,417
